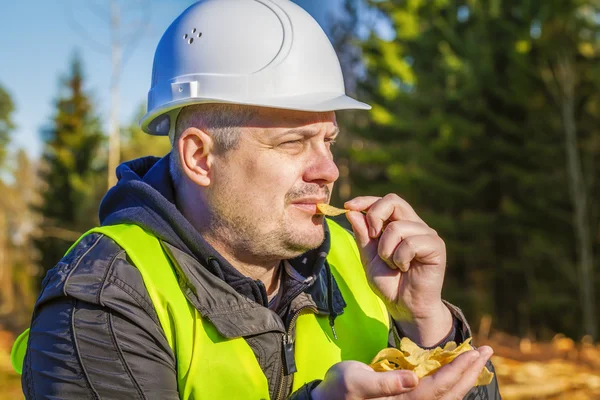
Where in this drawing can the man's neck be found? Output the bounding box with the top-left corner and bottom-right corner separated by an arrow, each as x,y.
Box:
175,185 -> 282,295
204,236 -> 282,295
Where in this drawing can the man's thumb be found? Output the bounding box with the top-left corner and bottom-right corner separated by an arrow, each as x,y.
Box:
346,211 -> 371,249
355,370 -> 418,398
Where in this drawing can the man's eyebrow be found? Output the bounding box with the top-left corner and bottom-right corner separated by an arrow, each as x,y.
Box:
278,127 -> 340,138
329,127 -> 341,137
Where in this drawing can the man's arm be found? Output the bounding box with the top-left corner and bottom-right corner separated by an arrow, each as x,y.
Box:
343,195 -> 501,399
22,234 -> 179,399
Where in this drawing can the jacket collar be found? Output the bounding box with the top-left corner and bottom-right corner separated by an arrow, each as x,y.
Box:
160,220 -> 347,339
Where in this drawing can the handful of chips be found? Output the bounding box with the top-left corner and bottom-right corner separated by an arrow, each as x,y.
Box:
369,337 -> 494,386
316,203 -> 349,217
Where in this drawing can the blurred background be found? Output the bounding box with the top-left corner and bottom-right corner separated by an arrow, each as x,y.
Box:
1,0 -> 600,398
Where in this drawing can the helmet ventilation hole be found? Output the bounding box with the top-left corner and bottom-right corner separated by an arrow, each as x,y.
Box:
184,29 -> 201,44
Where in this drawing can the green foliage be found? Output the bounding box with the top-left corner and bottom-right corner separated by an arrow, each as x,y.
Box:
34,54 -> 105,279
347,0 -> 600,339
0,84 -> 15,168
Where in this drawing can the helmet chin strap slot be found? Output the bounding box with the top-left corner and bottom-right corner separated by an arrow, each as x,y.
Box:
147,108 -> 182,140
172,81 -> 200,100
148,114 -> 171,136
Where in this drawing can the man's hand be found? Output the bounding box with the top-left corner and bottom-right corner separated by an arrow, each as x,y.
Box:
345,194 -> 451,346
311,346 -> 494,400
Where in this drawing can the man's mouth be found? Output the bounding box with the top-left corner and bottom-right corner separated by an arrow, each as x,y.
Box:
290,198 -> 329,214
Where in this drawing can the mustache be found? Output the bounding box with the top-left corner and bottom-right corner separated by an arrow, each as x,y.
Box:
285,185 -> 331,203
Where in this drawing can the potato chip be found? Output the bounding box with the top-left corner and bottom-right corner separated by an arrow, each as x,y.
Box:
370,360 -> 397,372
316,203 -> 349,217
369,337 -> 494,386
414,359 -> 442,378
443,341 -> 458,352
400,337 -> 425,356
370,348 -> 415,370
371,347 -> 405,362
476,365 -> 495,386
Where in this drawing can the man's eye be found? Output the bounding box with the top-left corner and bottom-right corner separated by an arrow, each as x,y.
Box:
326,138 -> 337,147
280,140 -> 303,147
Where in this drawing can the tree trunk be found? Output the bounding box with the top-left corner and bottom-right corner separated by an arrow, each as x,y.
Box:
108,0 -> 122,189
0,211 -> 15,315
555,55 -> 597,340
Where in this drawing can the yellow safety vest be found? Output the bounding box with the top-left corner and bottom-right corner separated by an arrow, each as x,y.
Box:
12,220 -> 390,399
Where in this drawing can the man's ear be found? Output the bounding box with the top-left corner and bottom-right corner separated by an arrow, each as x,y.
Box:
178,127 -> 214,187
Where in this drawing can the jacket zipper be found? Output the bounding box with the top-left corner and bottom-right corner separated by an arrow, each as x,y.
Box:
274,306 -> 318,400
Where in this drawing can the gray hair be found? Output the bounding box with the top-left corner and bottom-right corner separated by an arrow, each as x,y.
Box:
170,103 -> 258,186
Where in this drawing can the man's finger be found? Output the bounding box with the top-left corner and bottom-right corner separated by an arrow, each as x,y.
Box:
346,211 -> 371,249
346,211 -> 385,269
392,235 -> 443,272
365,194 -> 426,238
351,369 -> 418,398
344,196 -> 394,239
440,347 -> 493,400
417,350 -> 481,399
344,196 -> 382,212
346,195 -> 426,239
377,221 -> 436,270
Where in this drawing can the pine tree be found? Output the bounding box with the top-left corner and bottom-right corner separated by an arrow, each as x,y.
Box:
0,82 -> 17,325
352,0 -> 600,339
34,54 -> 105,279
0,83 -> 15,168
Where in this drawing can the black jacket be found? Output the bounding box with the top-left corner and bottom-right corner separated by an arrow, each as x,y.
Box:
22,156 -> 500,399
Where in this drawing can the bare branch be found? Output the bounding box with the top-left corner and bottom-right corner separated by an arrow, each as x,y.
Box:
121,0 -> 146,15
541,59 -> 561,103
40,226 -> 83,242
65,0 -> 110,54
63,0 -> 152,188
87,0 -> 111,24
121,1 -> 152,68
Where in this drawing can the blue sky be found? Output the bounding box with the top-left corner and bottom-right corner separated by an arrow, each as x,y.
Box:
1,0 -> 337,159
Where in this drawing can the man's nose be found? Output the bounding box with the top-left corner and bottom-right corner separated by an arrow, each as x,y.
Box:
303,147 -> 340,185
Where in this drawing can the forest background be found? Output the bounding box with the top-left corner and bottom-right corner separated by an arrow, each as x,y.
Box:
1,0 -> 600,398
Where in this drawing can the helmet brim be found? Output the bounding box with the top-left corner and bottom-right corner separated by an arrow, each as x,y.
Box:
259,92 -> 372,113
140,93 -> 371,136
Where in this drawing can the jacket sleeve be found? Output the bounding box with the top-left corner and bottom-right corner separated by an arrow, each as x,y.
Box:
288,380 -> 321,400
388,300 -> 502,400
22,233 -> 179,400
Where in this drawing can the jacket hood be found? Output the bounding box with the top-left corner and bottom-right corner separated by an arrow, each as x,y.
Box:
99,155 -> 271,303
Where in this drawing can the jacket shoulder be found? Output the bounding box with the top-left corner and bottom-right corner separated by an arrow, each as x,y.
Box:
25,233 -> 178,399
38,232 -> 158,323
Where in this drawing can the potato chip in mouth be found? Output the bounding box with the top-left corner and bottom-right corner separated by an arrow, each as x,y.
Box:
316,203 -> 349,216
369,337 -> 494,386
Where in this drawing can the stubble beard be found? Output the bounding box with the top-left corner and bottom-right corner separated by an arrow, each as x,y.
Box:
206,195 -> 325,263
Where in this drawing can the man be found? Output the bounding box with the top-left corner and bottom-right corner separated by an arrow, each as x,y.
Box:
14,0 -> 500,399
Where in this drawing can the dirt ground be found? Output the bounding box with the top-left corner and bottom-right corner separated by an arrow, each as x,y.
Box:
479,331 -> 600,399
0,330 -> 23,400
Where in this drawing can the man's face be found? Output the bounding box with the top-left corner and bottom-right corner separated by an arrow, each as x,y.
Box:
205,107 -> 339,263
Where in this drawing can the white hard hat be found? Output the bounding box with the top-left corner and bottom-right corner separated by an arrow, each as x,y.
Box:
140,0 -> 371,137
